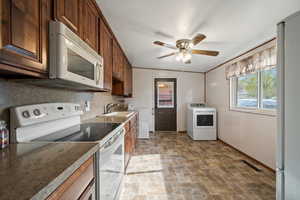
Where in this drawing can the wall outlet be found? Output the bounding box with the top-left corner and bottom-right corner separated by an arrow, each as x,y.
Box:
84,101 -> 91,112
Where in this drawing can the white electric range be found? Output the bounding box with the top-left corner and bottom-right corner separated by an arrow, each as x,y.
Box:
10,103 -> 124,200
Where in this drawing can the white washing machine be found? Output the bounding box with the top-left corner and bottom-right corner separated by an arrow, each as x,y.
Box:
187,103 -> 217,140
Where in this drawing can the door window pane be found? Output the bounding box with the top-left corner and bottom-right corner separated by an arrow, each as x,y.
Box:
262,68 -> 277,109
157,82 -> 174,108
67,48 -> 95,80
237,73 -> 258,108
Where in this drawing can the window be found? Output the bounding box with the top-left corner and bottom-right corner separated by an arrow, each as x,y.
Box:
261,68 -> 277,109
157,81 -> 174,108
236,73 -> 258,108
230,68 -> 277,114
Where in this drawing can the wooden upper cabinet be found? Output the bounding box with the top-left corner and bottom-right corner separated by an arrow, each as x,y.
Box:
123,60 -> 129,96
0,0 -> 50,75
112,41 -> 124,81
54,0 -> 82,36
100,19 -> 113,91
128,65 -> 133,96
123,59 -> 133,97
82,0 -> 99,51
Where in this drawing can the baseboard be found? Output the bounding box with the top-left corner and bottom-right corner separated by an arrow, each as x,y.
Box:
178,131 -> 187,133
150,131 -> 187,133
219,139 -> 275,173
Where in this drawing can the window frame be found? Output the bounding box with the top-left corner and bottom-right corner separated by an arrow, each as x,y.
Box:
229,70 -> 276,116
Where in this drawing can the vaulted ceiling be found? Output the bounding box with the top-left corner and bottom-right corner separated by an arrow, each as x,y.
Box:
97,0 -> 300,72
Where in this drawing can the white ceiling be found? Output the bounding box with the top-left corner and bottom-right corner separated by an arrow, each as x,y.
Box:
97,0 -> 300,72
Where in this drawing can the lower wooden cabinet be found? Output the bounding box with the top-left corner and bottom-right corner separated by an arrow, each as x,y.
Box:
47,157 -> 95,200
124,113 -> 138,169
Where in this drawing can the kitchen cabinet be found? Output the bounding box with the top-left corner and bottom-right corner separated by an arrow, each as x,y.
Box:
55,0 -> 99,52
124,113 -> 138,169
123,59 -> 133,97
124,122 -> 131,168
54,0 -> 82,36
0,0 -> 134,93
82,0 -> 99,52
100,19 -> 113,91
128,65 -> 133,96
0,0 -> 50,77
112,41 -> 124,81
47,156 -> 95,200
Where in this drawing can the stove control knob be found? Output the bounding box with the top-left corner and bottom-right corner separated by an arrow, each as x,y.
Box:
33,109 -> 41,116
22,111 -> 30,119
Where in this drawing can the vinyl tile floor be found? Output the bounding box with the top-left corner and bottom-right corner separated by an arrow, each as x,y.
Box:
120,132 -> 276,200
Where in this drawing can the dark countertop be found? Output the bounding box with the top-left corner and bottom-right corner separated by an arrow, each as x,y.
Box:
0,142 -> 99,200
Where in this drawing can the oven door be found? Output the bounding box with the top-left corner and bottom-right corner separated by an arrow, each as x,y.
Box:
99,129 -> 124,200
194,111 -> 215,129
50,21 -> 104,89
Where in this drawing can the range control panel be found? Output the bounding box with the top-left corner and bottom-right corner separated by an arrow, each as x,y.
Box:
11,103 -> 82,127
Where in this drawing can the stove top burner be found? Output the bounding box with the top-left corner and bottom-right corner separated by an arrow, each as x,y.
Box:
33,122 -> 121,142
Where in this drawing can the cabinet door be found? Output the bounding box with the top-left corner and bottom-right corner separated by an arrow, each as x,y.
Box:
0,0 -> 49,74
82,0 -> 99,51
47,157 -> 94,200
112,41 -> 120,80
123,59 -> 133,97
112,41 -> 124,81
54,0 -> 82,36
128,65 -> 133,96
123,60 -> 129,96
119,52 -> 124,81
100,19 -> 113,91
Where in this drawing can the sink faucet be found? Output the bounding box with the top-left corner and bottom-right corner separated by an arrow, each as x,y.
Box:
104,103 -> 119,114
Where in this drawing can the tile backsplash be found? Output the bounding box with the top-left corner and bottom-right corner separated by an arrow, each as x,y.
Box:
0,78 -> 120,125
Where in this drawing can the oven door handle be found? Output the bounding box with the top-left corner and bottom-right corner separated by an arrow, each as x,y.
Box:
100,128 -> 124,151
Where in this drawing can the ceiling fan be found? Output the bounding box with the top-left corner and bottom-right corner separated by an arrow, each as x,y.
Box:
153,34 -> 219,64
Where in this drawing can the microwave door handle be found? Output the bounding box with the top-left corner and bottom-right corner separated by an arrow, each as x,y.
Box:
96,63 -> 100,85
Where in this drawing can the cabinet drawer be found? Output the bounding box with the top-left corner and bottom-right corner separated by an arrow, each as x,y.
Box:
47,157 -> 94,200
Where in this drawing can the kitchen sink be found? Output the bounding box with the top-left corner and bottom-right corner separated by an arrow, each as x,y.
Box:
103,111 -> 134,118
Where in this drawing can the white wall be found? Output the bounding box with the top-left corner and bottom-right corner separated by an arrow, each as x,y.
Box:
127,68 -> 205,132
206,66 -> 276,169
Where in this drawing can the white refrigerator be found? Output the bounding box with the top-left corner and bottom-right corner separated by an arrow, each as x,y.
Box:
277,11 -> 300,200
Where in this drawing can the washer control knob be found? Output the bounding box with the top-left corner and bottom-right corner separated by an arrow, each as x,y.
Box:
33,109 -> 41,116
22,111 -> 30,119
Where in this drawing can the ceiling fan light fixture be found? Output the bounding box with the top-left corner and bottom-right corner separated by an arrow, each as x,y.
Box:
182,52 -> 192,63
176,52 -> 184,61
176,50 -> 191,63
153,33 -> 219,64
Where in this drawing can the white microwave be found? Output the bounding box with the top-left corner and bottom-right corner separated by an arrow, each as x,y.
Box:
49,21 -> 103,90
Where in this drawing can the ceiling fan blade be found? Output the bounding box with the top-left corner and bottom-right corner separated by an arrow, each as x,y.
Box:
157,52 -> 176,59
192,34 -> 206,46
184,60 -> 192,64
153,41 -> 177,50
191,49 -> 219,56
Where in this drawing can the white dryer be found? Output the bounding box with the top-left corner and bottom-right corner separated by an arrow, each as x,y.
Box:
187,103 -> 217,140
